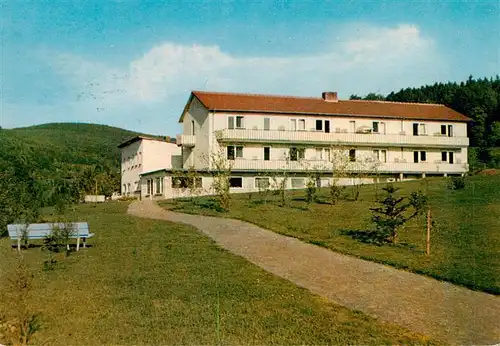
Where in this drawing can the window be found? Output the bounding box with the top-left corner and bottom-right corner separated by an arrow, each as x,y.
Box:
413,123 -> 418,136
420,151 -> 427,162
255,177 -> 270,189
316,148 -> 323,160
264,147 -> 270,161
264,118 -> 270,130
229,177 -> 242,188
324,120 -> 330,133
324,148 -> 331,162
447,125 -> 453,137
228,115 -> 244,129
373,149 -> 387,162
441,125 -> 447,135
349,149 -> 356,162
227,146 -> 243,160
191,120 -> 195,135
290,147 -> 305,161
291,118 -> 306,131
291,178 -> 305,188
316,120 -> 323,131
127,183 -> 131,195
298,119 -> 305,130
155,178 -> 162,194
449,152 -> 454,164
236,116 -> 244,128
123,184 -> 127,194
413,123 -> 427,136
349,121 -> 356,133
172,177 -> 202,188
442,152 -> 447,161
414,151 -> 419,163
373,121 -> 379,133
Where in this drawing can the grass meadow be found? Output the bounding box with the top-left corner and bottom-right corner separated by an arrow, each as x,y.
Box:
0,202 -> 430,345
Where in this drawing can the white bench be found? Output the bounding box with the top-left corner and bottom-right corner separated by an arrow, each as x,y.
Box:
7,222 -> 94,251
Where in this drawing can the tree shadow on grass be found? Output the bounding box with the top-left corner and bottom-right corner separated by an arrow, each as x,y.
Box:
340,229 -> 419,251
340,229 -> 387,246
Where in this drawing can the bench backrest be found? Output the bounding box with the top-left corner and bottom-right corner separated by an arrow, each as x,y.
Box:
7,222 -> 90,240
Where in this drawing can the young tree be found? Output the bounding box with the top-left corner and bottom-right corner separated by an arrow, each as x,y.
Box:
210,148 -> 233,211
370,185 -> 428,244
328,146 -> 351,205
270,152 -> 293,207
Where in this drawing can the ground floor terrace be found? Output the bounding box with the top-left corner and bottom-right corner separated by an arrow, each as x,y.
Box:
137,167 -> 466,200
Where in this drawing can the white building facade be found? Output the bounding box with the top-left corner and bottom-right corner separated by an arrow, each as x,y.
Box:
118,136 -> 181,197
130,91 -> 471,200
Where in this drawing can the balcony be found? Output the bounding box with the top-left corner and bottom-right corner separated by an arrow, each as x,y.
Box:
217,129 -> 469,148
176,134 -> 196,147
229,159 -> 468,174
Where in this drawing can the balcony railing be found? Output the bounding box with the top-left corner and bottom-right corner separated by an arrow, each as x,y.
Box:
176,134 -> 196,147
228,159 -> 468,174
217,129 -> 469,148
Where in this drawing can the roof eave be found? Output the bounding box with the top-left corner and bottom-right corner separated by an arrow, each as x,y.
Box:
207,108 -> 471,122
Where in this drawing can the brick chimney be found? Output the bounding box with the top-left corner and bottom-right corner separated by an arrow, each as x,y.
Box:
322,91 -> 338,102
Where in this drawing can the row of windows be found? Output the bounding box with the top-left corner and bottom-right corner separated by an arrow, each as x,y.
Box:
225,145 -> 457,164
413,151 -> 455,163
122,152 -> 142,171
225,115 -> 456,136
122,181 -> 139,194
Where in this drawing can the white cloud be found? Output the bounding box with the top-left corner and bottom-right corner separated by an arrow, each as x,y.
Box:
27,23 -> 446,134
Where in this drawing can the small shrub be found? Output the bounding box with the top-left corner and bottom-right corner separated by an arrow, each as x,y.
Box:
447,176 -> 466,190
329,184 -> 345,205
42,257 -> 58,271
42,224 -> 75,255
118,196 -> 138,202
1,258 -> 41,346
197,199 -> 225,212
305,179 -> 317,205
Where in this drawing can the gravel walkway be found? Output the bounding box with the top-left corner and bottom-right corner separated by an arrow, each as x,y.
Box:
128,200 -> 500,345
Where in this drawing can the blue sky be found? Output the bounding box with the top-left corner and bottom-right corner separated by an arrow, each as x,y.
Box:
1,0 -> 499,135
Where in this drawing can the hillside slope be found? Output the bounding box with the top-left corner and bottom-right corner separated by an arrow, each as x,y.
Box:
0,123 -> 163,171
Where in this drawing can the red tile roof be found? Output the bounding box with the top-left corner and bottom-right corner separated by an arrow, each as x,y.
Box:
190,91 -> 471,122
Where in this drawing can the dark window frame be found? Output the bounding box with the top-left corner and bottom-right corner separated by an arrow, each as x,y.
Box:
229,177 -> 243,188
349,149 -> 356,162
264,147 -> 270,161
316,120 -> 323,131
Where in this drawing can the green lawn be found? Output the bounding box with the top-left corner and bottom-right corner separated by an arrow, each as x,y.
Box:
0,202 -> 430,345
160,175 -> 500,294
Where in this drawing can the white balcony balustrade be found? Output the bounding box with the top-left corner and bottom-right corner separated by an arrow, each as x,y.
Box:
217,129 -> 469,148
176,134 -> 196,147
228,158 -> 468,174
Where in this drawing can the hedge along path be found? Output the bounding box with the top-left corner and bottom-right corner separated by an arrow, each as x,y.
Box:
128,200 -> 500,345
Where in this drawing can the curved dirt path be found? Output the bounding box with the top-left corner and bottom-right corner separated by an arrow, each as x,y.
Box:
128,200 -> 500,345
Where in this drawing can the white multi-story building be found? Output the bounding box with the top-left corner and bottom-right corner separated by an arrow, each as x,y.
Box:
118,136 -> 181,197
128,91 -> 471,200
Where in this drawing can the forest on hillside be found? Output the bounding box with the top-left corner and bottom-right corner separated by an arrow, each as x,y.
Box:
351,76 -> 500,167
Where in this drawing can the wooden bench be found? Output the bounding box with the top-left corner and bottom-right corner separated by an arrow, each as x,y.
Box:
7,222 -> 94,251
